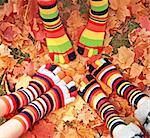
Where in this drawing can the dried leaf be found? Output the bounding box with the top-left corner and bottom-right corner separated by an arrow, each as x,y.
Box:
138,16 -> 150,31
130,63 -> 143,78
15,74 -> 32,90
112,46 -> 135,69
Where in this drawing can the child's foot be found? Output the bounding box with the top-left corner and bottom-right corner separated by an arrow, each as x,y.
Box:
78,74 -> 143,137
38,0 -> 76,63
0,63 -> 64,117
77,0 -> 108,57
0,76 -> 77,138
87,55 -> 150,134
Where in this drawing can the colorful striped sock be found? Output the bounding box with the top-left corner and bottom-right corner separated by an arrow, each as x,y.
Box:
87,56 -> 149,108
0,77 -> 77,138
78,74 -> 143,137
38,0 -> 76,63
77,0 -> 108,57
87,55 -> 150,134
0,63 -> 65,117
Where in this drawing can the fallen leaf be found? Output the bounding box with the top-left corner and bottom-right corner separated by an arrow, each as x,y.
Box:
30,120 -> 55,138
15,74 -> 32,90
130,63 -> 143,78
138,16 -> 150,31
112,46 -> 135,69
116,6 -> 130,22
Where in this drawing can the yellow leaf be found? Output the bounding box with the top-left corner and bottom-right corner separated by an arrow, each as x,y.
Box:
15,74 -> 32,90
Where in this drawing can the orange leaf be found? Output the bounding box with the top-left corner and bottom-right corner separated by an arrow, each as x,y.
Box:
112,46 -> 135,69
130,63 -> 143,78
116,6 -> 130,22
31,120 -> 55,138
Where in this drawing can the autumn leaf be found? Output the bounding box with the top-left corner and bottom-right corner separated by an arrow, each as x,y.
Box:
138,16 -> 150,31
24,120 -> 56,138
130,63 -> 143,78
0,0 -> 150,138
112,46 -> 135,69
116,6 -> 130,22
15,74 -> 32,90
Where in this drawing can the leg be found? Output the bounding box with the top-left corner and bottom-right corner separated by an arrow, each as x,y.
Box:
87,55 -> 150,134
0,76 -> 77,138
0,63 -> 65,117
37,0 -> 76,63
77,0 -> 108,57
78,74 -> 143,138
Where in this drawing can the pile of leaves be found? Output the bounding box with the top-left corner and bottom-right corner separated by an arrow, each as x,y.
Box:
0,0 -> 150,137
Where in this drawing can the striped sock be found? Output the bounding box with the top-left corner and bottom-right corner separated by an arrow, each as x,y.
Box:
87,56 -> 149,108
0,63 -> 65,117
0,77 -> 77,138
79,75 -> 144,138
87,55 -> 150,134
77,0 -> 108,57
78,74 -> 126,134
38,0 -> 76,63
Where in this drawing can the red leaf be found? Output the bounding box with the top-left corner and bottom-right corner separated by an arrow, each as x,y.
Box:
138,16 -> 150,31
32,24 -> 46,43
134,47 -> 144,60
31,120 -> 55,138
3,26 -> 18,42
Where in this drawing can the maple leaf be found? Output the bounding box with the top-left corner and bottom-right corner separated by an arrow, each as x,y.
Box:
130,63 -> 143,78
3,26 -> 18,42
112,46 -> 135,69
138,16 -> 150,31
76,103 -> 97,125
109,0 -> 130,10
32,24 -> 46,43
116,6 -> 130,22
0,0 -> 150,137
22,120 -> 56,138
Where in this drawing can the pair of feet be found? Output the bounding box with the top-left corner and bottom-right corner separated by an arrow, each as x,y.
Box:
79,74 -> 144,138
38,0 -> 108,63
86,55 -> 150,135
0,63 -> 77,138
0,56 -> 149,138
78,55 -> 150,138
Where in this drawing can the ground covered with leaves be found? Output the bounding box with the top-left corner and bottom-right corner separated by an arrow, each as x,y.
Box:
0,0 -> 150,138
